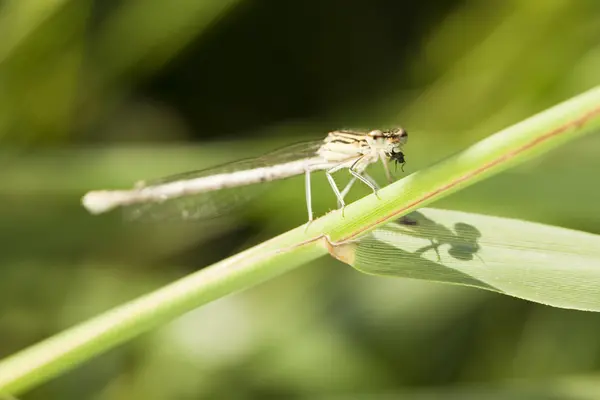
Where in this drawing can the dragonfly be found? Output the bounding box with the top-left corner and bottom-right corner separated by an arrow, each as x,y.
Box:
81,128 -> 408,221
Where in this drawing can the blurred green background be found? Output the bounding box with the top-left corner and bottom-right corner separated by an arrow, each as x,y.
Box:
1,0 -> 600,399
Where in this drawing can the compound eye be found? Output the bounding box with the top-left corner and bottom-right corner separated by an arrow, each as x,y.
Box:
382,127 -> 408,141
382,129 -> 395,138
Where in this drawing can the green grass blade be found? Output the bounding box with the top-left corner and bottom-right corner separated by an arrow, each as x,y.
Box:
0,235 -> 328,395
324,85 -> 600,242
1,87 -> 600,395
331,208 -> 600,311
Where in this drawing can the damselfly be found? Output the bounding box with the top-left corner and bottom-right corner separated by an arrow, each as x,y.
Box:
81,128 -> 408,221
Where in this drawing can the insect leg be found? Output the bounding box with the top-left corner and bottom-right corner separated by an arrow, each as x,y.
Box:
362,171 -> 380,190
339,155 -> 369,206
326,157 -> 364,215
348,157 -> 381,199
380,157 -> 394,183
305,170 -> 313,222
339,170 -> 381,206
349,169 -> 379,196
325,168 -> 346,213
339,176 -> 357,207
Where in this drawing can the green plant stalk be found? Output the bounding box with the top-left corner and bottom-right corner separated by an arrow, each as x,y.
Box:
1,86 -> 600,395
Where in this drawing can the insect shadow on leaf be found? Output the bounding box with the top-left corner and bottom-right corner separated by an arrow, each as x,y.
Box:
398,211 -> 483,263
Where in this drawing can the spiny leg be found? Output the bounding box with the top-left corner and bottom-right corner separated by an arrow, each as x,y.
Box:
362,171 -> 380,190
380,157 -> 393,183
325,169 -> 346,216
349,169 -> 380,199
334,156 -> 365,208
339,176 -> 357,207
304,170 -> 313,222
339,171 -> 380,207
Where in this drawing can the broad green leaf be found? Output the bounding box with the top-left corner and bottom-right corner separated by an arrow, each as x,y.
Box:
330,208 -> 600,311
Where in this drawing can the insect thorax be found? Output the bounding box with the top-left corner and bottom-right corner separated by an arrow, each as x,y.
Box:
317,128 -> 407,165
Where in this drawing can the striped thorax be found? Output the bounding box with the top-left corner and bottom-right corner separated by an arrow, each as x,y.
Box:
317,128 -> 408,170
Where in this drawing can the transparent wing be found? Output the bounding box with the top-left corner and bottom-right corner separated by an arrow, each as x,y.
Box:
124,140 -> 324,221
